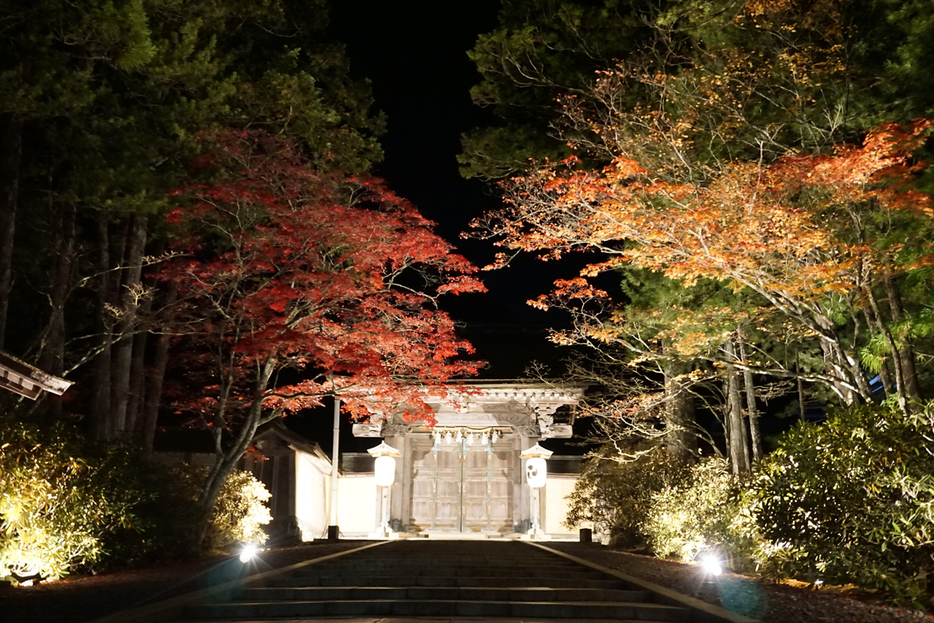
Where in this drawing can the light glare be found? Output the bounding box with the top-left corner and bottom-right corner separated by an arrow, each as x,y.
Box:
239,544 -> 258,563
699,554 -> 722,576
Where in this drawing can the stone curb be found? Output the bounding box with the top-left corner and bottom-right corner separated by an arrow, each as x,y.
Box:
88,540 -> 389,623
526,542 -> 762,623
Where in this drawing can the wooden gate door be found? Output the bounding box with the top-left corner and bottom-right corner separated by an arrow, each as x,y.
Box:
410,438 -> 515,533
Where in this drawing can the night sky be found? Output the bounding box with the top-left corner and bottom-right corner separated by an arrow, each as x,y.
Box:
328,0 -> 585,380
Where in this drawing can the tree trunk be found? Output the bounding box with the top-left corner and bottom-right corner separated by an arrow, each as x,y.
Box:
139,283 -> 176,456
195,357 -> 279,547
91,219 -> 113,440
737,329 -> 762,465
127,270 -> 159,437
863,284 -> 909,414
125,326 -> 148,436
38,203 -> 76,374
725,340 -> 749,474
663,358 -> 697,460
0,115 -> 22,350
796,351 -> 806,420
814,312 -> 874,403
877,361 -> 895,397
111,216 -> 148,438
39,205 -> 76,376
864,305 -> 895,398
721,375 -> 731,458
817,333 -> 872,404
37,203 -> 76,418
885,276 -> 921,404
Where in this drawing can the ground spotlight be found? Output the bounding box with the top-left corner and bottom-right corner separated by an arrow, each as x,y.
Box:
239,544 -> 258,563
699,553 -> 723,576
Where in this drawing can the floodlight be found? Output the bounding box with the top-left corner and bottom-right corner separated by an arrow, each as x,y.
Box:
699,554 -> 722,576
239,544 -> 258,563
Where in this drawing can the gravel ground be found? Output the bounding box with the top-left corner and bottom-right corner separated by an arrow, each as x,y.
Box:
549,542 -> 934,623
3,539 -> 932,623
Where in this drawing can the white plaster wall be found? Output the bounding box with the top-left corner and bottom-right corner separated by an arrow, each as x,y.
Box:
543,474 -> 579,536
295,451 -> 330,541
337,474 -> 377,536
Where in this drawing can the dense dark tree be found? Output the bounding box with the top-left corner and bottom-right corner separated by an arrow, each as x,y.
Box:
0,0 -> 384,445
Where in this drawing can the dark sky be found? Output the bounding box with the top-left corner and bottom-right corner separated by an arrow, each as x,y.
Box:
328,0 -> 584,380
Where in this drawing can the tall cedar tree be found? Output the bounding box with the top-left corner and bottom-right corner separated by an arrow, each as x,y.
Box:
0,0 -> 383,443
161,130 -> 485,525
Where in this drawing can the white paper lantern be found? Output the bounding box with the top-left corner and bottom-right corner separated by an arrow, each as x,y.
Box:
374,455 -> 396,487
525,457 -> 547,489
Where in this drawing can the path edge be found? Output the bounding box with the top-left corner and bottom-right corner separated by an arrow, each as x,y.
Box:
87,540 -> 389,623
526,541 -> 763,623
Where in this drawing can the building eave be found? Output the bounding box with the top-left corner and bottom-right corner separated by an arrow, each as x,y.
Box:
0,350 -> 74,400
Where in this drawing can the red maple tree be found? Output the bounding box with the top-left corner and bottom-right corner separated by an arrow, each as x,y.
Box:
160,129 -> 485,517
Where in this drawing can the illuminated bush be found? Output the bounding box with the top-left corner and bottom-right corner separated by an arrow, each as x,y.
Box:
205,469 -> 271,549
0,413 -> 272,583
642,458 -> 757,568
750,403 -> 934,606
0,419 -> 145,583
564,447 -> 690,548
166,466 -> 272,551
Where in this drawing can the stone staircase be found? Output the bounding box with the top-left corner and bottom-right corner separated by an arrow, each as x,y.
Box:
177,539 -> 692,622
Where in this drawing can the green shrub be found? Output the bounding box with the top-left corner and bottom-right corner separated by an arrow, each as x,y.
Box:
564,447 -> 690,548
0,410 -> 273,583
642,457 -> 757,569
0,419 -> 148,583
750,403 -> 934,607
92,458 -> 202,569
82,463 -> 271,567
163,466 -> 272,552
205,469 -> 271,550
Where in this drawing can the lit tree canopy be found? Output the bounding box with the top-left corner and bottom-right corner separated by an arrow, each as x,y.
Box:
475,119 -> 934,411
464,0 -> 934,470
162,129 -> 485,512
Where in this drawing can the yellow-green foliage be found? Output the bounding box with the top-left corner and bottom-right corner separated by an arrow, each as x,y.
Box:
0,414 -> 272,583
643,458 -> 757,568
0,449 -> 97,582
205,470 -> 271,550
564,447 -> 690,548
0,420 -> 142,583
750,403 -> 934,607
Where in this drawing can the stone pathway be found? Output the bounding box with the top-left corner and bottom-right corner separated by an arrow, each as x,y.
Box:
98,539 -> 757,623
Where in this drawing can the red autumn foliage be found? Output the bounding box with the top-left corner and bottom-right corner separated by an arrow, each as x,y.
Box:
161,130 -> 486,439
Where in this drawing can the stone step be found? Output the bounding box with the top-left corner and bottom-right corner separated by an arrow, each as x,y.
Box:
310,560 -> 585,570
316,555 -> 579,564
236,585 -> 650,603
176,618 -> 665,623
322,556 -> 580,569
289,565 -> 608,579
269,574 -> 625,589
183,598 -> 690,621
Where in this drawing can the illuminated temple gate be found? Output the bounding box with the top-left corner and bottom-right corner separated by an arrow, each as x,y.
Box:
408,435 -> 515,533
353,382 -> 584,536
